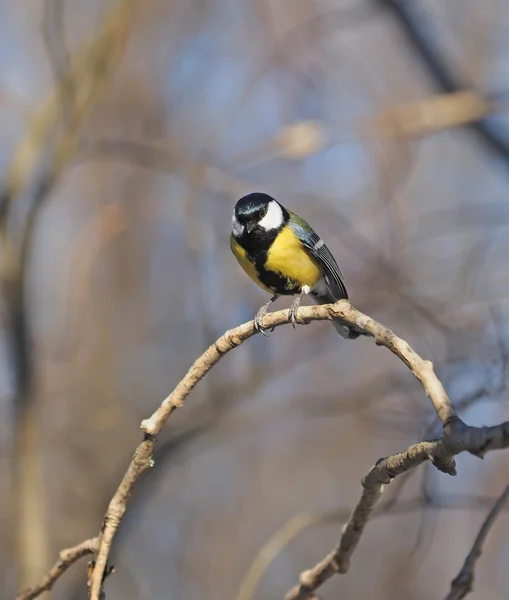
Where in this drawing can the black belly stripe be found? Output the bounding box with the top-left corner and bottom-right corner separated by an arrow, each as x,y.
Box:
236,225 -> 301,295
255,260 -> 300,295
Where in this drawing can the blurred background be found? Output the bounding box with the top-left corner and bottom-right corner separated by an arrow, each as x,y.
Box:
1,0 -> 509,598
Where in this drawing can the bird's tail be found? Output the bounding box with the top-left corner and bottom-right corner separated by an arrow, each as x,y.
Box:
310,290 -> 364,339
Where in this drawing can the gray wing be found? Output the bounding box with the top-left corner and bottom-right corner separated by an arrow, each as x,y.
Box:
288,218 -> 348,300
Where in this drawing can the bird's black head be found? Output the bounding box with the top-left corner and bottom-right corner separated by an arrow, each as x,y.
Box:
235,192 -> 272,225
232,192 -> 286,238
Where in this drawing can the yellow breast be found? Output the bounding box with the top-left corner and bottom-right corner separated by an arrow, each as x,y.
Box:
265,226 -> 322,289
230,235 -> 273,293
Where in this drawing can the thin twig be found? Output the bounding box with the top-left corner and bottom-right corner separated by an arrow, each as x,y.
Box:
282,427 -> 509,600
236,494 -> 508,600
235,513 -> 324,600
444,484 -> 509,600
16,538 -> 99,600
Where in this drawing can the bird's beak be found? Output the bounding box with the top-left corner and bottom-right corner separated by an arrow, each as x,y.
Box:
246,221 -> 256,234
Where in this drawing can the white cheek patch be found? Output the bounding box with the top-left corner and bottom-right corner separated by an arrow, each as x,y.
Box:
258,200 -> 283,230
232,213 -> 244,237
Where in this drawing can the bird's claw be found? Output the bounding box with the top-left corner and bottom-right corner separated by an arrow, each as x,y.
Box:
254,308 -> 270,336
289,298 -> 301,329
254,295 -> 278,337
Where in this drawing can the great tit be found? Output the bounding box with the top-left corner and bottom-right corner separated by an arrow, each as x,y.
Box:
230,192 -> 362,339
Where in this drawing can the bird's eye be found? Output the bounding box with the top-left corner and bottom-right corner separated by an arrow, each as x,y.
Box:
260,206 -> 268,218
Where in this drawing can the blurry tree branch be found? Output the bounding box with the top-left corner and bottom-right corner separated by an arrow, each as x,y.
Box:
376,0 -> 509,165
363,91 -> 495,140
0,0 -> 134,229
73,88 -> 505,198
15,301 -> 509,599
444,484 -> 509,600
42,0 -> 72,98
235,513 -> 322,600
0,0 -> 135,593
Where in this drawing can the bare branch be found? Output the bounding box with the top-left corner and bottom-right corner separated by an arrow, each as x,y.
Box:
281,446 -> 435,600
237,493 -> 508,600
17,301 -> 509,599
91,300 -> 506,600
141,300 -> 458,435
445,484 -> 509,600
88,436 -> 155,599
282,429 -> 509,600
16,538 -> 99,600
91,297 -> 458,598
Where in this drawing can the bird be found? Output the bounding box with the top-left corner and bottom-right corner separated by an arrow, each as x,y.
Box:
230,192 -> 362,339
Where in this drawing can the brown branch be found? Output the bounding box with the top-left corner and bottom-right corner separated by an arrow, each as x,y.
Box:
90,300 -> 506,600
282,424 -> 509,600
16,538 -> 99,600
444,484 -> 509,600
93,298 -> 457,597
140,300 -> 457,435
362,91 -> 494,140
237,494 -> 508,600
17,301 -> 509,599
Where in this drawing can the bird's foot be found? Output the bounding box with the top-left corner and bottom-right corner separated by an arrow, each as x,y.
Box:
289,295 -> 302,329
254,295 -> 278,336
254,305 -> 270,336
